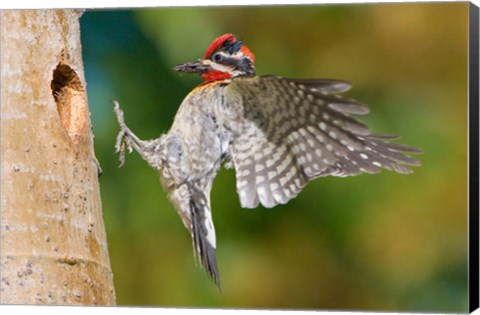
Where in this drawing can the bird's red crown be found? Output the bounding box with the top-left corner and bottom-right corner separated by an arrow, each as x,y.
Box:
204,33 -> 255,63
201,33 -> 256,82
173,33 -> 256,83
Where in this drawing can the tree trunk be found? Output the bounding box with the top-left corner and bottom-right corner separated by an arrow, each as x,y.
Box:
0,10 -> 116,305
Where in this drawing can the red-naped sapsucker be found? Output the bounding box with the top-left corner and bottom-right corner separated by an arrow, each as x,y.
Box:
113,33 -> 422,288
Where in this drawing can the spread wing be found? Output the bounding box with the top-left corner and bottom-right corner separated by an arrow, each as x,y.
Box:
224,76 -> 422,209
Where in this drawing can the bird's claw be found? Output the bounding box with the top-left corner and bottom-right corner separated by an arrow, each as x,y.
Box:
114,131 -> 130,168
113,100 -> 134,167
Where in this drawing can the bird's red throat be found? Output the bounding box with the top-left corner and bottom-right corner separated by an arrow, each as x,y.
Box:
201,70 -> 232,82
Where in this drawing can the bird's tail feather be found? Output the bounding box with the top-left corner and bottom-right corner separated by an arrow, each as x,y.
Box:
188,184 -> 221,289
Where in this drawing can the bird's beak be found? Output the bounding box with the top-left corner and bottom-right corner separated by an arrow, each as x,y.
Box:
173,59 -> 210,74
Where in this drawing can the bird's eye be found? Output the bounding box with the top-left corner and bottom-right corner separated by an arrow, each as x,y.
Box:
212,53 -> 223,62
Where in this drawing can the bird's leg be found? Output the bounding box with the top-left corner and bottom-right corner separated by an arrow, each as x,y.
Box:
112,100 -> 164,170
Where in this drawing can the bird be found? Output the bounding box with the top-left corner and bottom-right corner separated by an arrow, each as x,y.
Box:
113,33 -> 422,289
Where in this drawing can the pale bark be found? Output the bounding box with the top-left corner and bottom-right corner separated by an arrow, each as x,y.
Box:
0,10 -> 116,305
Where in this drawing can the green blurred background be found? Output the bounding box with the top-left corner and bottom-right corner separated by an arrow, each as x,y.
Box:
79,2 -> 468,312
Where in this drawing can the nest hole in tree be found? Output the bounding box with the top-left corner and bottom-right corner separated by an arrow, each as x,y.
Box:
50,63 -> 87,143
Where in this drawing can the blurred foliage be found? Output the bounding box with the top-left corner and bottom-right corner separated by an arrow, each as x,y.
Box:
80,2 -> 468,311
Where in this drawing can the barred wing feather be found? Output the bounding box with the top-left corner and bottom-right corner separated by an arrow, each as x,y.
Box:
226,76 -> 422,209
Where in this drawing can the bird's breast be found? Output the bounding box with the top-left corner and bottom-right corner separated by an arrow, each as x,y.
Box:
167,83 -> 231,179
